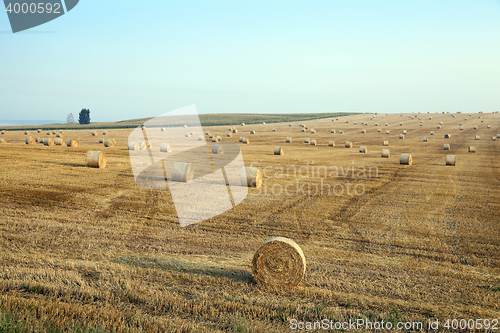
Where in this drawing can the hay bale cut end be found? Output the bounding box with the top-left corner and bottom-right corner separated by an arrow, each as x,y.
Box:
468,146 -> 475,153
66,139 -> 79,147
86,151 -> 106,168
345,141 -> 352,148
445,155 -> 456,166
274,146 -> 284,155
328,141 -> 335,147
160,143 -> 172,152
212,145 -> 224,154
128,142 -> 140,151
359,146 -> 367,153
444,134 -> 451,138
443,144 -> 450,150
252,237 -> 306,289
25,136 -> 35,144
43,138 -> 54,146
241,166 -> 262,188
286,137 -> 292,143
250,130 -> 256,134
171,162 -> 194,182
104,139 -> 115,148
381,149 -> 390,158
138,141 -> 147,149
400,153 -> 412,165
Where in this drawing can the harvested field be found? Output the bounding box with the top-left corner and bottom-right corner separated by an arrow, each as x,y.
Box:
0,112 -> 499,332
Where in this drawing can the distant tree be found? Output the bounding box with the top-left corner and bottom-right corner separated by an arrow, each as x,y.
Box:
67,113 -> 74,124
78,109 -> 90,125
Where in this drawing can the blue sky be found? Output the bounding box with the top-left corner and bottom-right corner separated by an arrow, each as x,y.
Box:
1,1 -> 499,123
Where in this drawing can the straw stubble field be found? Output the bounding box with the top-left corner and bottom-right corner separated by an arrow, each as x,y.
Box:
0,112 -> 499,332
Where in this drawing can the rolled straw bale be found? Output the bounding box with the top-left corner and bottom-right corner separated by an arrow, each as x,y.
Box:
497,134 -> 500,139
198,135 -> 203,140
474,126 -> 478,130
137,141 -> 146,149
205,131 -> 210,135
475,135 -> 480,140
37,129 -> 42,133
345,141 -> 352,148
25,131 -> 30,135
86,151 -> 106,168
160,143 -> 172,152
383,141 -> 389,146
52,131 -> 56,135
252,237 -> 306,289
239,137 -> 244,142
386,130 -> 390,134
241,123 -> 245,126
171,162 -> 194,182
232,129 -> 238,134
487,125 -> 491,129
190,131 -> 194,136
399,134 -> 405,139
54,138 -> 64,145
0,130 -> 5,134
35,137 -> 41,143
359,146 -> 367,153
423,137 -> 428,142
250,130 -> 256,134
468,146 -> 476,153
304,138 -> 310,143
328,141 -> 335,146
217,136 -> 221,141
444,133 -> 451,138
402,130 -> 407,134
289,123 -> 292,126
243,138 -> 250,144
378,128 -> 382,132
240,166 -> 262,188
227,132 -> 232,137
99,138 -> 104,143
274,146 -> 284,155
272,128 -> 276,132
430,131 -> 435,135
91,131 -> 97,136
354,122 -> 357,125
128,142 -> 140,151
209,134 -> 214,138
25,136 -> 35,144
212,145 -> 224,154
310,139 -> 317,145
305,126 -> 308,129
228,127 -> 233,131
286,138 -> 292,143
331,129 -> 336,133
47,131 -> 51,135
443,144 -> 450,150
161,127 -> 166,132
185,132 -> 190,137
459,126 -> 464,130
439,121 -> 443,125
445,155 -> 456,166
385,123 -> 389,126
437,125 -> 441,129
183,125 -> 188,128
361,129 -> 366,133
112,138 -> 117,144
43,138 -> 54,146
400,153 -> 412,165
301,128 -> 305,132
56,132 -> 63,138
375,123 -> 379,126
262,122 -> 266,125
311,129 -> 315,134
459,123 -> 462,125
381,149 -> 390,158
104,139 -> 115,147
400,123 -> 403,126
66,139 -> 79,147
212,137 -> 218,143
339,130 -> 343,134
0,139 -> 5,143
465,118 -> 468,121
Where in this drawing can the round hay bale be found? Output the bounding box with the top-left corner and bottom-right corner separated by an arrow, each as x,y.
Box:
339,130 -> 343,134
444,133 -> 451,138
445,155 -> 456,166
304,138 -> 310,143
128,142 -> 140,151
217,136 -> 221,141
381,149 -> 390,158
25,136 -> 35,144
383,141 -> 389,146
250,130 -> 256,134
328,141 -> 335,146
331,129 -> 336,133
212,145 -> 224,154
183,125 -> 188,128
310,139 -> 317,145
468,146 -> 476,153
311,129 -> 315,134
385,123 -> 389,126
272,128 -> 276,132
0,139 -> 6,143
0,130 -> 5,135
399,134 -> 405,139
402,130 -> 407,134
104,139 -> 115,148
239,137 -> 244,142
443,144 -> 450,150
241,123 -> 245,126
160,143 -> 172,152
487,125 -> 491,129
66,139 -> 79,147
385,130 -> 390,134
161,127 -> 166,132
56,132 -> 63,138
25,131 -> 30,135
190,131 -> 194,136
439,121 -> 443,125
400,123 -> 403,126
345,141 -> 352,148
400,153 -> 412,165
198,135 -> 203,140
99,138 -> 104,143
301,128 -> 305,132
47,131 -> 51,135
205,131 -> 210,135
492,136 -> 497,141
54,138 -> 64,146
43,138 -> 54,146
185,132 -> 190,137
232,129 -> 238,134
378,128 -> 382,132
262,122 -> 266,125
171,162 -> 194,182
91,131 -> 97,136
86,151 -> 106,168
475,135 -> 480,140
423,137 -> 428,142
305,126 -> 308,129
437,125 -> 441,129
212,137 -> 218,143
139,141 -> 147,149
241,166 -> 262,188
289,123 -> 292,126
430,131 -> 435,135
252,237 -> 306,289
497,134 -> 500,139
35,137 -> 41,143
243,138 -> 250,144
37,129 -> 42,133
474,126 -> 478,129
359,146 -> 367,153
459,126 -> 464,130
286,137 -> 292,143
209,134 -> 214,139
227,132 -> 232,137
274,146 -> 284,155
361,129 -> 366,133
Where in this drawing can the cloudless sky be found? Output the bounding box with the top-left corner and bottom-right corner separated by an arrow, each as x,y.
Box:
1,1 -> 499,122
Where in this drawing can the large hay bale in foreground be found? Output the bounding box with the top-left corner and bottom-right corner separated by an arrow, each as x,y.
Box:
359,146 -> 367,153
252,237 -> 306,289
383,141 -> 389,146
241,167 -> 262,188
171,162 -> 194,182
443,144 -> 450,150
445,155 -> 456,166
128,142 -> 140,151
43,138 -> 54,146
286,137 -> 292,143
86,151 -> 106,168
328,141 -> 335,147
468,146 -> 475,153
345,142 -> 352,148
160,143 -> 172,152
274,146 -> 284,155
104,139 -> 115,147
66,139 -> 79,147
25,136 -> 35,144
54,138 -> 64,146
212,145 -> 224,154
381,149 -> 390,158
400,153 -> 412,165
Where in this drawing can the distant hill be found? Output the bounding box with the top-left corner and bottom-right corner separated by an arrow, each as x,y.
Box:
0,119 -> 62,127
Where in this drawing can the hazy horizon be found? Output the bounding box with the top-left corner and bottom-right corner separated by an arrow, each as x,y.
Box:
1,1 -> 499,122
